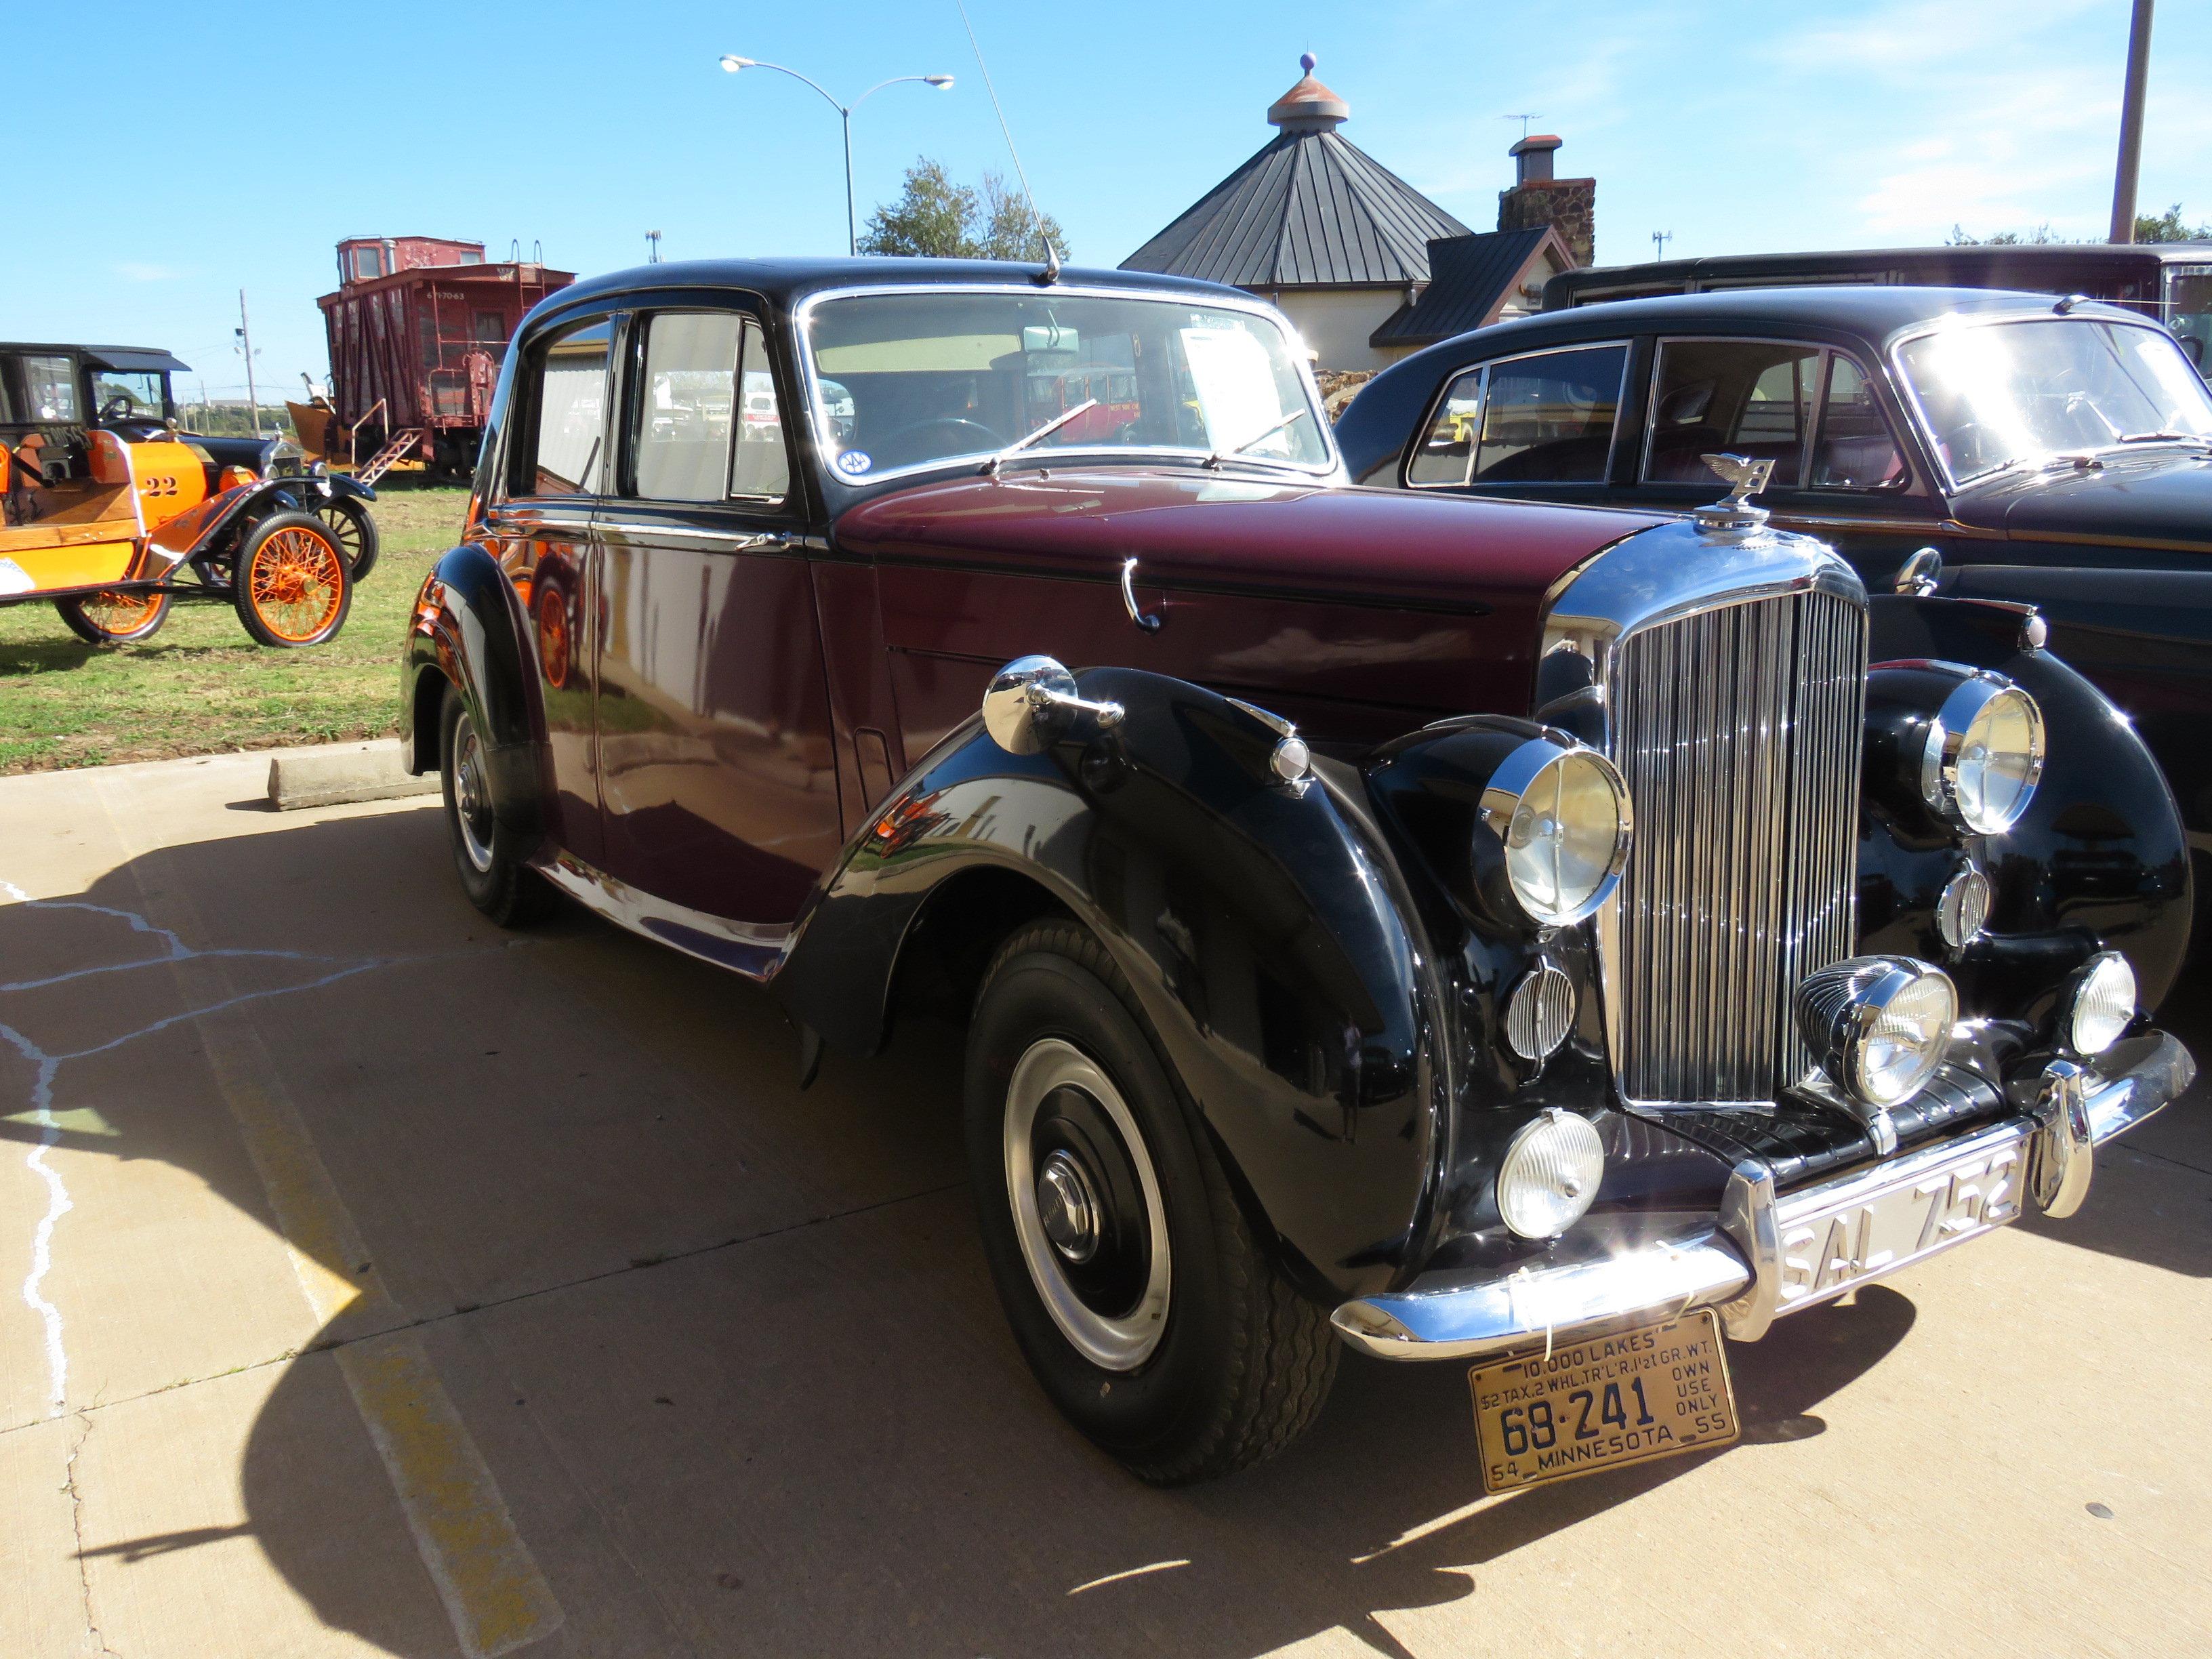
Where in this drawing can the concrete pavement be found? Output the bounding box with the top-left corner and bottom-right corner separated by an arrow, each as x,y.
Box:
0,747 -> 2206,1658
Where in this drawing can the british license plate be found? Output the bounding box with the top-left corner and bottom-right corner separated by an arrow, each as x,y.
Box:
1469,1309 -> 1739,1494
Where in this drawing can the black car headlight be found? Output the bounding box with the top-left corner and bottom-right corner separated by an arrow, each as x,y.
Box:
1477,737 -> 1633,926
1866,661 -> 2045,836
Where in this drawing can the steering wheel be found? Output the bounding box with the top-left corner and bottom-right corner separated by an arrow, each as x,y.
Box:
872,417 -> 1007,469
99,395 -> 139,424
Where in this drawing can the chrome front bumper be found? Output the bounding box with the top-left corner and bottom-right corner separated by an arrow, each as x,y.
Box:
1332,1032 -> 2194,1362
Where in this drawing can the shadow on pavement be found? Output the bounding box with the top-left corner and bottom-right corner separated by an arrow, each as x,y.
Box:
0,804 -> 2187,1656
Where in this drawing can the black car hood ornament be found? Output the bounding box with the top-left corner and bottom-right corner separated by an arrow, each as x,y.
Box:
1694,452 -> 1774,536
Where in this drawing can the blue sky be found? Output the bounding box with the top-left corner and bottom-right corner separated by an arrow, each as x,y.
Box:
11,1 -> 2209,393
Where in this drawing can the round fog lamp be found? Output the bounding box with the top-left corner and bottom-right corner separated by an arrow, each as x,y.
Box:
1496,1109 -> 1604,1239
1479,739 -> 1633,926
2066,951 -> 2135,1055
1797,956 -> 1959,1109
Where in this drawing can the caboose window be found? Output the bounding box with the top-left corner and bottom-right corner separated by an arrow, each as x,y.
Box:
350,246 -> 386,281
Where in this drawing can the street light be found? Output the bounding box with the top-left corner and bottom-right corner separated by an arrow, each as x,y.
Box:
718,55 -> 955,256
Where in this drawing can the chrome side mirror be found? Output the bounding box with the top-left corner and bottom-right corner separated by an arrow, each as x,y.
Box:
1894,546 -> 1943,596
982,655 -> 1124,755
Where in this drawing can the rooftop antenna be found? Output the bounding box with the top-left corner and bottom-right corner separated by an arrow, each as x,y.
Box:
647,229 -> 663,264
1503,113 -> 1539,140
954,0 -> 1060,283
1652,230 -> 1674,259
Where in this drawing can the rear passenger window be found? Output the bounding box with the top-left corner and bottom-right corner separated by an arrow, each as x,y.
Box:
1407,367 -> 1486,485
521,320 -> 610,495
1809,355 -> 1906,489
731,318 -> 790,502
1644,340 -> 1817,484
1471,346 -> 1624,485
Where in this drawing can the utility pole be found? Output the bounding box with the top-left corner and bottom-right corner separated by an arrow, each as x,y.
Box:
1653,230 -> 1674,260
235,290 -> 261,436
2110,0 -> 2154,243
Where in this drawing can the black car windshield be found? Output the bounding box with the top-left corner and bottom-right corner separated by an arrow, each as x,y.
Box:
801,290 -> 1331,482
1898,316 -> 2212,485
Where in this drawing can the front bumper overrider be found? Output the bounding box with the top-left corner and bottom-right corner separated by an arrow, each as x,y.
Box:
1332,1031 -> 2194,1361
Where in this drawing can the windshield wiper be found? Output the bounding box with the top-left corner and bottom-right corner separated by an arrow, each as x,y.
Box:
980,399 -> 1099,476
1205,407 -> 1312,470
2117,429 -> 2212,448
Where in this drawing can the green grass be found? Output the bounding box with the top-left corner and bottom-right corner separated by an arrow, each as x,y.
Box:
0,485 -> 471,773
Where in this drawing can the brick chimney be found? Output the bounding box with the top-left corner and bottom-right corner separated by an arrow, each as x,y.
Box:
1498,134 -> 1594,268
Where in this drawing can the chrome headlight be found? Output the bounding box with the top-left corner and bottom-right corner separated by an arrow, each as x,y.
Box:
2064,951 -> 2135,1055
1797,956 -> 1959,1109
1477,739 -> 1632,926
1921,674 -> 2045,834
1496,1109 -> 1604,1239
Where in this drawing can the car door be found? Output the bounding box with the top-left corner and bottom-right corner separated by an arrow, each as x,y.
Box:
591,303 -> 844,927
478,312 -> 615,868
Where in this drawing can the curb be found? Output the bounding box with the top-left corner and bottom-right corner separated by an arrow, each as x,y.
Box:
267,740 -> 438,811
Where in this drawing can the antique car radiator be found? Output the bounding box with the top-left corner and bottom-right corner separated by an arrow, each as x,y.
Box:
1606,587 -> 1868,1105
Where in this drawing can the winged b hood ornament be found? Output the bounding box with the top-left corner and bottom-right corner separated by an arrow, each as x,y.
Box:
1693,451 -> 1775,536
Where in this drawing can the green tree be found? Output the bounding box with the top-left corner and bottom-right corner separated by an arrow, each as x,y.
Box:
857,159 -> 979,258
857,158 -> 1071,262
2133,203 -> 2212,243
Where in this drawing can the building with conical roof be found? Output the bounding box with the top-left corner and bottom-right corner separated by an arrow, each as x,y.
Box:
1120,55 -> 1471,372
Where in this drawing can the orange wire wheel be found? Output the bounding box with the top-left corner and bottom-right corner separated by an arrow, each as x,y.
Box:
54,588 -> 173,645
232,512 -> 352,648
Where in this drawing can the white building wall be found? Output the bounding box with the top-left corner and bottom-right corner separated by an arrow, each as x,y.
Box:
1260,287 -> 1412,373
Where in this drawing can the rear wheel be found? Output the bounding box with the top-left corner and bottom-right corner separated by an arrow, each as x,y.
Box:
439,683 -> 557,928
965,920 -> 1338,1483
312,497 -> 379,582
55,590 -> 171,644
232,512 -> 351,647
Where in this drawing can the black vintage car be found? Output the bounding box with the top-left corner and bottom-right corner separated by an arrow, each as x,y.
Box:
1334,287 -> 2212,914
407,258 -> 2192,1487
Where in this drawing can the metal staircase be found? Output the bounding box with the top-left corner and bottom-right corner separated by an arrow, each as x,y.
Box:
356,429 -> 424,488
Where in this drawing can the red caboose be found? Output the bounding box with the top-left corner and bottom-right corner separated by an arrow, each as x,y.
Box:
316,237 -> 574,477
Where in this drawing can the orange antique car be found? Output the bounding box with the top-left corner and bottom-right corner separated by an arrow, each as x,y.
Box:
0,426 -> 353,646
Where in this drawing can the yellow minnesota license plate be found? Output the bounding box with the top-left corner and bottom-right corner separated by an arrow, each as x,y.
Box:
1469,1309 -> 1739,1493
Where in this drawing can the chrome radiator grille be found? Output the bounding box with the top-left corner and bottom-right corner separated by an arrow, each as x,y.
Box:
1606,588 -> 1867,1103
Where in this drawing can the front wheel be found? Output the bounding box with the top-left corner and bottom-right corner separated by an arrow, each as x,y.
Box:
438,683 -> 557,928
965,920 -> 1338,1483
232,512 -> 352,647
55,590 -> 171,644
312,496 -> 379,582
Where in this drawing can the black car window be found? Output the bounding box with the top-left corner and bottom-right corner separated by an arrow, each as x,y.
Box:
731,317 -> 790,502
1406,367 -> 1485,485
631,312 -> 741,503
516,319 -> 611,497
1425,344 -> 1624,487
1808,355 -> 1906,490
1645,340 -> 1817,485
21,355 -> 79,424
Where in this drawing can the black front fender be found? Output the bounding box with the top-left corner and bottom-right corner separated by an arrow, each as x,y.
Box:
399,544 -> 541,834
772,667 -> 1451,1302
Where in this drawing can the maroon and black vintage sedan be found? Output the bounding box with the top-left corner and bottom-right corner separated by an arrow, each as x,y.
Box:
404,258 -> 2194,1489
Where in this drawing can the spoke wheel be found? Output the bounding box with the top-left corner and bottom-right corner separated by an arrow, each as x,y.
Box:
232,512 -> 352,648
55,589 -> 171,645
312,498 -> 379,581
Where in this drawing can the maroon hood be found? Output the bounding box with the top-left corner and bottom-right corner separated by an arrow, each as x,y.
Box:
834,470 -> 1671,747
832,470 -> 1667,613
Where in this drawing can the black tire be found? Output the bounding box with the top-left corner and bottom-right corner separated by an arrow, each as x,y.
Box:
231,511 -> 352,648
965,920 -> 1338,1483
438,682 -> 558,928
313,496 -> 379,582
55,590 -> 171,644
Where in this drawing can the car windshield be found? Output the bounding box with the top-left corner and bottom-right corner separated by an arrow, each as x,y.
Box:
1897,316 -> 2212,485
91,369 -> 165,419
801,289 -> 1331,482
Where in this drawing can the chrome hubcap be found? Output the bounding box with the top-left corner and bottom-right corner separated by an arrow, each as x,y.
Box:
453,722 -> 495,874
1003,1038 -> 1171,1372
1036,1150 -> 1101,1264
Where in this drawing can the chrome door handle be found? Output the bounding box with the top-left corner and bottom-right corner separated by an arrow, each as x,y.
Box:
739,531 -> 794,553
1120,556 -> 1160,632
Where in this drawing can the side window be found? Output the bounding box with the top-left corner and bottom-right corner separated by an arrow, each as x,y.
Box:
1645,340 -> 1817,484
1469,345 -> 1625,485
23,355 -> 79,422
632,312 -> 739,503
731,318 -> 790,502
1406,367 -> 1485,486
517,319 -> 611,496
1809,356 -> 1906,490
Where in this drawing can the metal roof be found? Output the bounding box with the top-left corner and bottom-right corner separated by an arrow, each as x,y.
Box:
1120,127 -> 1469,290
0,343 -> 192,373
1368,229 -> 1559,346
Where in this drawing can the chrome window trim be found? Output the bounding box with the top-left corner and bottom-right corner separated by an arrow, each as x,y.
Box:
1885,310 -> 2210,493
790,281 -> 1339,489
1401,338 -> 1632,492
